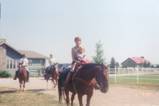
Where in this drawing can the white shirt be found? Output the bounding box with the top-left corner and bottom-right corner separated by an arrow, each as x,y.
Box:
19,57 -> 29,70
77,53 -> 86,61
72,45 -> 85,61
48,57 -> 56,65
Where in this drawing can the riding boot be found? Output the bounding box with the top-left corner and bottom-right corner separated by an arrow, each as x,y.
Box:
13,71 -> 18,80
65,71 -> 73,85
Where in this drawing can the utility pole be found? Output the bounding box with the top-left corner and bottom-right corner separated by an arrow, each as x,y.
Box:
0,2 -> 1,19
0,2 -> 2,37
0,2 -> 1,22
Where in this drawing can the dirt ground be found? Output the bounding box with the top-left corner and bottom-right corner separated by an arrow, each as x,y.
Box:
0,78 -> 159,106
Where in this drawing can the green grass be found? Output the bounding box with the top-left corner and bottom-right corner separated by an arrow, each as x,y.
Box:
109,74 -> 159,89
0,90 -> 67,106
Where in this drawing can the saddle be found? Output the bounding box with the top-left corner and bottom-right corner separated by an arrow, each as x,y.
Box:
46,65 -> 55,74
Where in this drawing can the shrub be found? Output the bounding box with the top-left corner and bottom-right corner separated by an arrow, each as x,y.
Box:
0,71 -> 11,78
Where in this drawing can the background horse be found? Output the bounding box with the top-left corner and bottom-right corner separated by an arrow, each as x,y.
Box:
58,67 -> 70,103
44,64 -> 58,89
58,63 -> 109,106
18,67 -> 28,92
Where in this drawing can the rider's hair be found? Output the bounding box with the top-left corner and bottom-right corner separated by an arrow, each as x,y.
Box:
78,47 -> 85,53
74,36 -> 81,42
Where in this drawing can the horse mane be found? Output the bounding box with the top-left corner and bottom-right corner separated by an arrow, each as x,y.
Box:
76,63 -> 103,80
79,63 -> 104,73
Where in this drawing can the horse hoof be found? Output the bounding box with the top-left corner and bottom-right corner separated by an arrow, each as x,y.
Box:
59,101 -> 62,104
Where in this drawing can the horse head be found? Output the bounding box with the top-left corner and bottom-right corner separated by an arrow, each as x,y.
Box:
95,64 -> 109,93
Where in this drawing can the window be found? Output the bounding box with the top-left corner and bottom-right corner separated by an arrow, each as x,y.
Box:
7,59 -> 10,69
40,60 -> 44,65
29,60 -> 32,66
13,60 -> 16,69
10,59 -> 12,69
6,58 -> 17,69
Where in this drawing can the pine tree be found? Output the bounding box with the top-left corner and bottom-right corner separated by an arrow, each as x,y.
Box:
93,41 -> 105,64
110,57 -> 116,68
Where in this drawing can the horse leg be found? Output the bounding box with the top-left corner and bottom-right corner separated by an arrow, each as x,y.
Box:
62,87 -> 66,101
52,74 -> 58,88
19,83 -> 22,92
23,81 -> 25,92
52,79 -> 56,88
65,89 -> 70,106
58,87 -> 62,103
21,81 -> 24,92
86,93 -> 92,106
78,94 -> 83,106
54,78 -> 58,88
19,80 -> 22,92
46,80 -> 49,89
71,93 -> 75,106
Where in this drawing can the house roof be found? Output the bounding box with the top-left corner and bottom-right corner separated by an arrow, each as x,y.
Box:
0,43 -> 22,56
130,57 -> 145,64
0,42 -> 46,59
19,50 -> 46,59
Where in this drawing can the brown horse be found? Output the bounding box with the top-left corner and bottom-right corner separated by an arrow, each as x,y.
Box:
18,67 -> 28,91
44,65 -> 59,89
58,63 -> 109,106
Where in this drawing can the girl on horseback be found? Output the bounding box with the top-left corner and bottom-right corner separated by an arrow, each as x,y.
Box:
65,36 -> 90,84
77,47 -> 90,64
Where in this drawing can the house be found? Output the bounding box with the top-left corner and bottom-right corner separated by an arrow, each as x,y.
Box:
0,39 -> 46,76
122,57 -> 148,68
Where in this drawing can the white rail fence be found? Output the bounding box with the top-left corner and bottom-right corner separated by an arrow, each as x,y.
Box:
109,68 -> 159,84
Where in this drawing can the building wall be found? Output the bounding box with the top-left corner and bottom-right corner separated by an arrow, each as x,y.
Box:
28,58 -> 46,76
0,43 -> 46,76
0,45 -> 6,71
6,46 -> 22,73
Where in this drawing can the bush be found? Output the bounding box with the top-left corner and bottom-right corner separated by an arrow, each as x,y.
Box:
0,71 -> 11,78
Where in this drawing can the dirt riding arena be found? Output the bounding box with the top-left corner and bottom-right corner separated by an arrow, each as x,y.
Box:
0,78 -> 159,106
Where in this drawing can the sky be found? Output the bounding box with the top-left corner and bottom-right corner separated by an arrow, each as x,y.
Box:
0,0 -> 159,64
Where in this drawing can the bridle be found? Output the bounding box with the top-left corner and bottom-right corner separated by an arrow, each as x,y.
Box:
73,64 -> 108,88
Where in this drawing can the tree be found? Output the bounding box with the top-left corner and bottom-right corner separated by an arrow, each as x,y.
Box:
93,41 -> 105,64
156,65 -> 159,68
143,61 -> 151,68
110,57 -> 116,68
115,62 -> 120,68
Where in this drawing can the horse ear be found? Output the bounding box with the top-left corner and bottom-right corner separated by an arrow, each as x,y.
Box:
102,64 -> 108,70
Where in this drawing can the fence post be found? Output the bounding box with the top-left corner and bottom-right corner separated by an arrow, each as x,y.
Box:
115,68 -> 117,83
136,67 -> 139,84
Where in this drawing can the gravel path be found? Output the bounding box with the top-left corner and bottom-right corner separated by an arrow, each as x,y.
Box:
0,78 -> 159,106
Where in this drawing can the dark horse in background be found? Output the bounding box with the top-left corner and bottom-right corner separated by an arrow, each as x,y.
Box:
18,67 -> 28,92
58,63 -> 109,106
44,64 -> 59,89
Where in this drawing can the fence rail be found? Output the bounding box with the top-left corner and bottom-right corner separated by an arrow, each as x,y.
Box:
109,68 -> 159,84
